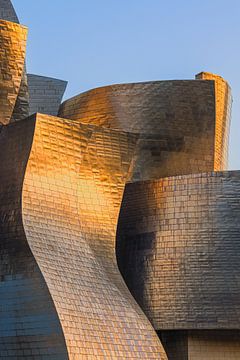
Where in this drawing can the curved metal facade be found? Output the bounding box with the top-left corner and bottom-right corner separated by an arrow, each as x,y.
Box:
0,119 -> 69,359
0,20 -> 27,125
196,72 -> 232,170
0,1 -> 239,359
117,172 -> 240,330
59,77 -> 231,180
27,74 -> 67,116
0,113 -> 167,359
59,75 -> 237,359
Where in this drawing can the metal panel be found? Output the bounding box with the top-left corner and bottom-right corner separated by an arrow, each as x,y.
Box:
0,1 -> 30,123
0,119 -> 69,359
117,172 -> 240,330
28,74 -> 67,116
0,20 -> 27,125
196,72 -> 232,170
0,0 -> 19,23
20,114 -> 167,359
59,76 -> 231,180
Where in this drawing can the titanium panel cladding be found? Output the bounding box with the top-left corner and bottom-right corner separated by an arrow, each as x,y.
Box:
0,1 -> 237,359
27,74 -> 67,116
196,72 -> 232,170
0,0 -> 19,22
59,76 -> 231,180
21,114 -> 167,359
117,172 -> 240,330
0,20 -> 27,125
0,1 -> 30,123
0,119 -> 68,359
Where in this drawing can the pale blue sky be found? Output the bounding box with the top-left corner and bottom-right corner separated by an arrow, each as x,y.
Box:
13,0 -> 240,169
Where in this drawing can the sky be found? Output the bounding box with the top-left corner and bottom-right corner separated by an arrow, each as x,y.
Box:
12,0 -> 240,169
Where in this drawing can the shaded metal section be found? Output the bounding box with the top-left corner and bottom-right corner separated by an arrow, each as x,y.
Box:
159,331 -> 188,360
0,0 -> 19,23
59,76 -> 231,180
117,172 -> 240,330
28,74 -> 67,116
22,114 -> 167,359
0,118 -> 69,359
11,68 -> 29,122
0,20 -> 27,125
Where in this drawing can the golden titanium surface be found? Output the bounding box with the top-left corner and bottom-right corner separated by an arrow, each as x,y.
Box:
196,72 -> 232,170
21,114 -> 167,359
0,20 -> 27,125
59,76 -> 231,181
0,1 -> 237,358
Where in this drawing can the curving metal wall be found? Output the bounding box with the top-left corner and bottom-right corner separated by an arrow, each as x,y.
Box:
0,20 -> 27,125
59,76 -> 231,180
59,74 -> 235,359
27,74 -> 67,116
0,119 -> 69,359
117,172 -> 240,330
0,1 -> 238,358
17,113 -> 166,359
196,72 -> 232,170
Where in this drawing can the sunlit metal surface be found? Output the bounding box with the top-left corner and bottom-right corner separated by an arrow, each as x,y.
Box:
0,0 -> 239,358
59,75 -> 231,181
159,330 -> 240,360
196,72 -> 232,170
0,20 -> 27,125
0,119 -> 69,359
59,73 -> 238,359
0,1 -> 30,123
21,114 -> 167,359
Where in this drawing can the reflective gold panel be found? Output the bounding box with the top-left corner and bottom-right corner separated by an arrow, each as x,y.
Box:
27,74 -> 67,116
0,20 -> 27,125
0,2 -> 237,358
0,118 -> 69,359
196,72 -> 232,170
21,114 -> 167,359
59,74 -> 231,181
